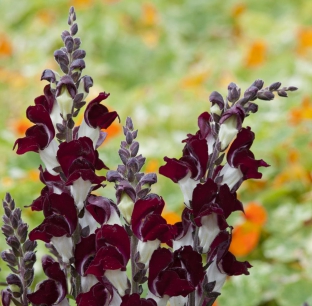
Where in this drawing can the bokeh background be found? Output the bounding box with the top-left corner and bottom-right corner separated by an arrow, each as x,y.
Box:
0,0 -> 311,305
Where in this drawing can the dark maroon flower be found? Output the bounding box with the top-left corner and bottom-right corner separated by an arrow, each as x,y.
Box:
172,208 -> 195,250
121,293 -> 157,306
84,92 -> 118,129
218,104 -> 245,150
14,104 -> 55,154
86,195 -> 120,225
227,126 -> 269,180
148,246 -> 204,298
205,230 -> 252,292
132,194 -> 176,245
77,282 -> 117,306
85,224 -> 130,296
57,136 -> 107,177
29,192 -> 77,243
217,127 -> 269,191
27,255 -> 67,306
75,234 -> 96,276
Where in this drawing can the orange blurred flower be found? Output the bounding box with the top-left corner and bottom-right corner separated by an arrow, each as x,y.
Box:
230,221 -> 261,257
289,96 -> 312,125
245,40 -> 266,67
105,120 -> 122,140
70,0 -> 94,8
181,71 -> 209,89
0,34 -> 13,57
145,159 -> 159,173
10,118 -> 32,136
297,27 -> 312,56
230,202 -> 267,257
141,3 -> 159,27
244,202 -> 267,226
162,211 -> 181,225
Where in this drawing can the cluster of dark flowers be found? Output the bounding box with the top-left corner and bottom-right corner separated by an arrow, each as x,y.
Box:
1,6 -> 300,306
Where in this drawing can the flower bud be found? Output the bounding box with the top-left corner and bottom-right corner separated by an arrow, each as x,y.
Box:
219,115 -> 239,150
118,193 -> 134,224
77,75 -> 93,101
56,75 -> 76,118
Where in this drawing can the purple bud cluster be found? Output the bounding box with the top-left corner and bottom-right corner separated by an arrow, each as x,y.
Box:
1,193 -> 37,306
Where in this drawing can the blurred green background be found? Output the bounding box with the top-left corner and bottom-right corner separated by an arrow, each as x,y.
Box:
0,0 -> 311,305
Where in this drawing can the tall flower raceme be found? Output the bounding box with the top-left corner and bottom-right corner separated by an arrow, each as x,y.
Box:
159,80 -> 297,305
0,5 -> 300,306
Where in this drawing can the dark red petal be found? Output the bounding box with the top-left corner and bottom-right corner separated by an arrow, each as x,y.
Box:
192,179 -> 218,216
27,279 -> 59,305
159,157 -> 188,183
216,184 -> 243,218
121,293 -> 157,306
76,282 -> 111,306
75,234 -> 96,276
57,137 -> 97,177
156,270 -> 194,297
174,246 -> 204,287
86,246 -> 125,276
14,125 -> 49,154
148,248 -> 173,296
221,251 -> 252,276
95,224 -> 130,263
86,195 -> 116,225
84,92 -> 119,129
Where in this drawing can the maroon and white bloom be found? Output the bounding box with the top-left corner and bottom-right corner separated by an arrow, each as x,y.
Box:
206,230 -> 252,293
14,103 -> 60,175
57,137 -> 107,211
55,75 -> 76,118
217,127 -> 269,191
85,224 -> 130,296
218,104 -> 245,151
27,256 -> 68,306
29,193 -> 77,263
147,246 -> 204,306
77,92 -> 119,148
159,134 -> 208,208
131,194 -> 176,266
121,293 -> 157,306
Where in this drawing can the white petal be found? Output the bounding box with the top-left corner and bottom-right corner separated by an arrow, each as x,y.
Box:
173,225 -> 193,251
109,289 -> 122,306
80,209 -> 98,234
118,194 -> 134,224
78,119 -> 100,149
206,259 -> 227,293
178,172 -> 198,208
137,239 -> 160,266
51,235 -> 73,263
169,295 -> 186,306
220,163 -> 243,190
56,89 -> 73,118
55,298 -> 70,306
198,213 -> 220,253
104,269 -> 128,296
81,275 -> 98,293
210,103 -> 222,116
219,115 -> 238,150
39,139 -> 60,175
70,178 -> 92,211
146,292 -> 169,306
207,132 -> 215,156
106,207 -> 122,226
50,101 -> 62,131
